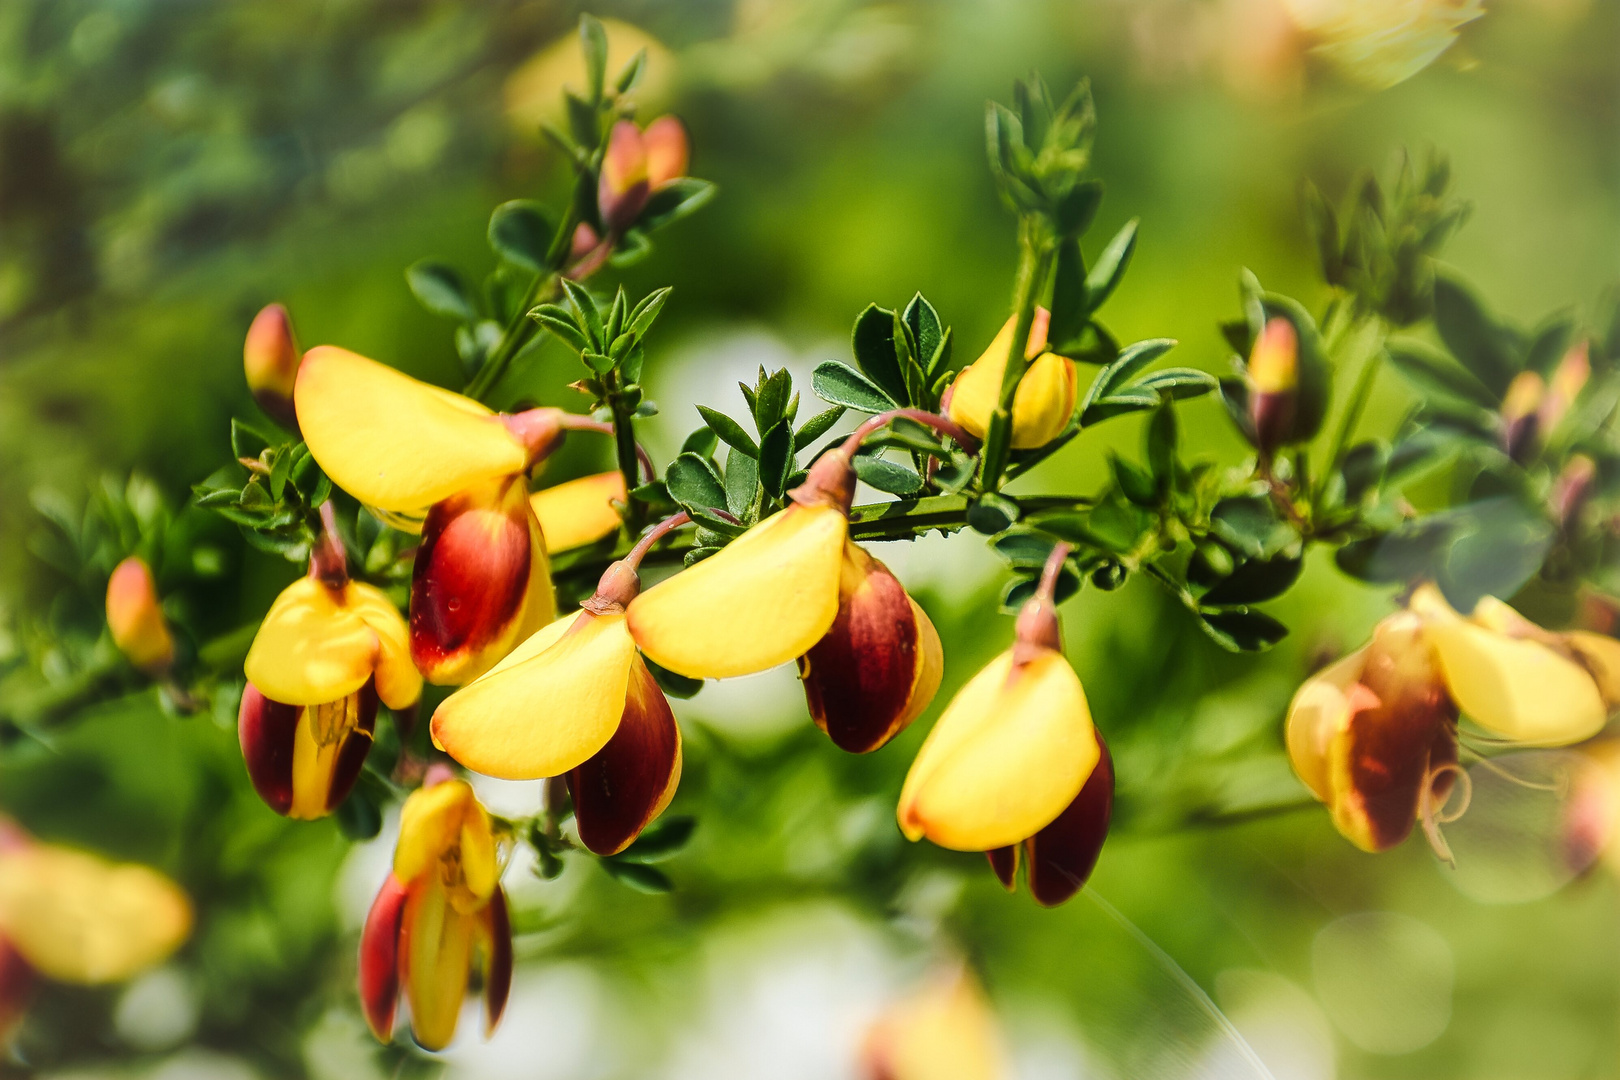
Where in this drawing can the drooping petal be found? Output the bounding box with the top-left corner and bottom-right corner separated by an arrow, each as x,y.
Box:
401,875 -> 475,1053
358,874 -> 408,1043
480,886 -> 513,1037
568,655 -> 683,855
985,845 -> 1018,892
347,582 -> 421,710
626,502 -> 847,679
0,846 -> 191,985
1284,648 -> 1369,803
245,577 -> 380,706
106,556 -> 174,674
947,308 -> 1075,449
643,115 -> 689,187
412,476 -> 555,686
433,611 -> 636,780
799,544 -> 939,753
238,683 -> 299,816
1413,585 -> 1608,746
530,471 -> 626,552
456,797 -> 500,912
898,648 -> 1099,852
396,780 -> 472,882
295,347 -> 526,514
1024,735 -> 1113,907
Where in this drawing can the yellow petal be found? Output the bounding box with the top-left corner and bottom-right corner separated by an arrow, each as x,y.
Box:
431,612 -> 636,779
530,471 -> 626,552
864,968 -> 1005,1080
245,577 -> 378,706
626,503 -> 847,679
898,648 -> 1098,851
947,310 -> 1073,449
457,799 -> 500,911
1566,630 -> 1620,710
347,582 -> 421,710
105,556 -> 174,673
295,347 -> 525,513
1285,647 -> 1366,802
901,597 -> 945,729
0,846 -> 191,985
1414,585 -> 1608,745
402,875 -> 475,1052
395,779 -> 477,885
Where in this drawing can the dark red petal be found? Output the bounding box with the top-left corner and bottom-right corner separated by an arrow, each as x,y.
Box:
239,683 -> 300,816
567,658 -> 682,855
1343,670 -> 1459,852
483,887 -> 513,1036
0,936 -> 34,1045
411,478 -> 534,681
325,680 -> 380,812
799,549 -> 919,754
1250,389 -> 1297,455
1025,735 -> 1114,908
358,874 -> 409,1043
986,846 -> 1019,892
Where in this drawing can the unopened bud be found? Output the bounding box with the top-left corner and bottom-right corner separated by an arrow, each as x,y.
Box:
1540,340 -> 1590,435
1556,455 -> 1597,534
598,117 -> 689,235
106,556 -> 174,674
243,304 -> 302,431
1501,371 -> 1545,464
1247,317 -> 1298,455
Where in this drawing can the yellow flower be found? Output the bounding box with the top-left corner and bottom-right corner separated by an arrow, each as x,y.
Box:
242,303 -> 301,430
241,573 -> 421,819
862,966 -> 1006,1080
105,555 -> 173,675
295,346 -> 558,684
530,470 -> 626,552
947,307 -> 1077,451
0,842 -> 191,986
1283,0 -> 1484,90
359,778 -> 512,1052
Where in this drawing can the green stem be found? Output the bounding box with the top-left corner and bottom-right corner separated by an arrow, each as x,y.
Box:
980,221 -> 1056,491
1316,319 -> 1386,505
608,378 -> 646,532
467,271 -> 564,402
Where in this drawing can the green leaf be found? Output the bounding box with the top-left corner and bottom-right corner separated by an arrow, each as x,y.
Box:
1145,403 -> 1178,489
901,294 -> 944,379
1525,310 -> 1576,376
891,308 -> 928,407
681,426 -> 719,459
1083,338 -> 1177,408
697,405 -> 759,458
1110,453 -> 1157,506
1083,218 -> 1138,313
644,658 -> 701,699
1199,555 -> 1303,606
1384,340 -> 1498,408
853,455 -> 923,496
230,419 -> 274,461
615,816 -> 697,863
1209,495 -> 1285,558
488,200 -> 555,273
627,286 -> 672,339
1335,517 -> 1454,584
1433,275 -> 1521,398
406,261 -> 479,323
529,307 -> 589,353
967,493 -> 1021,535
757,421 -> 795,499
640,178 -> 716,231
1081,388 -> 1160,426
582,351 -> 614,374
794,405 -> 846,450
991,530 -> 1057,569
560,278 -> 604,351
604,287 -> 628,346
851,304 -> 908,406
580,13 -> 609,102
724,449 -> 759,518
1131,367 -> 1216,399
1198,609 -> 1288,652
615,48 -> 648,94
1056,319 -> 1120,364
1001,565 -> 1081,610
335,790 -> 383,841
600,858 -> 672,893
1302,181 -> 1342,286
665,453 -> 727,511
1048,237 -> 1088,350
1054,179 -> 1103,238
812,360 -> 894,413
754,370 -> 793,433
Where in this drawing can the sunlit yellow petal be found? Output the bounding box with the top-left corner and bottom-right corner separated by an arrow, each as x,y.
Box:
1285,647 -> 1365,802
899,648 -> 1099,851
457,800 -> 499,910
431,613 -> 636,779
402,875 -> 474,1052
530,471 -> 626,552
626,503 -> 847,679
295,347 -> 525,513
947,310 -> 1071,449
346,582 -> 421,709
395,780 -> 476,885
0,846 -> 191,985
244,577 -> 377,706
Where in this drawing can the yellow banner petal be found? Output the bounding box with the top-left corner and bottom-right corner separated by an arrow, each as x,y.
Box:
395,779 -> 476,885
244,577 -> 377,706
626,503 -> 846,679
531,471 -> 626,552
347,582 -> 422,710
295,347 -> 526,513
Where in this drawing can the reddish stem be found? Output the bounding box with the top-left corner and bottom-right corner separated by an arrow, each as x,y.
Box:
584,511 -> 693,613
841,408 -> 979,460
556,413 -> 657,482
1012,541 -> 1071,666
308,502 -> 349,589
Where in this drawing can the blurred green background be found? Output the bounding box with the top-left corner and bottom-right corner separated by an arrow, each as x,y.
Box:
2,0 -> 1618,1077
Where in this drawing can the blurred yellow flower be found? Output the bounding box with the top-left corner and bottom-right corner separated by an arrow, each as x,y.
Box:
1283,0 -> 1484,89
862,966 -> 1006,1080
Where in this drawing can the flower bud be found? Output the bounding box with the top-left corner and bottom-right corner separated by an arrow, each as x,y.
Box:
598,116 -> 689,235
1500,370 -> 1546,464
1246,317 -> 1298,455
412,476 -> 555,685
1286,610 -> 1458,852
531,470 -> 626,552
798,544 -> 944,754
947,307 -> 1078,451
243,303 -> 301,430
1555,454 -> 1597,534
359,778 -> 510,1051
105,556 -> 173,675
1541,340 -> 1590,435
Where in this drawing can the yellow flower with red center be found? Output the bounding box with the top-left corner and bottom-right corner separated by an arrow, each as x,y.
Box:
360,778 -> 512,1052
1287,582 -> 1620,853
433,525 -> 685,855
105,555 -> 174,675
240,524 -> 422,819
946,306 -> 1077,451
897,546 -> 1111,906
295,346 -> 560,684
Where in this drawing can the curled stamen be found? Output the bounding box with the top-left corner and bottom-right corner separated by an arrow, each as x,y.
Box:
1420,761 -> 1473,867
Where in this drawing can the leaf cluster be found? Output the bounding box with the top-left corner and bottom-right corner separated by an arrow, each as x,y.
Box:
192,420 -> 331,561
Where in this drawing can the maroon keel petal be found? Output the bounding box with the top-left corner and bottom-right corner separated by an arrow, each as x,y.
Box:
567,657 -> 682,856
239,683 -> 300,816
1025,736 -> 1114,908
358,874 -> 409,1044
325,680 -> 380,812
482,887 -> 513,1037
986,846 -> 1019,892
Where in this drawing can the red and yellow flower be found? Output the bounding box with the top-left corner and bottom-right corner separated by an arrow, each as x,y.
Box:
947,307 -> 1077,451
105,555 -> 174,675
360,777 -> 512,1051
295,347 -> 560,684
